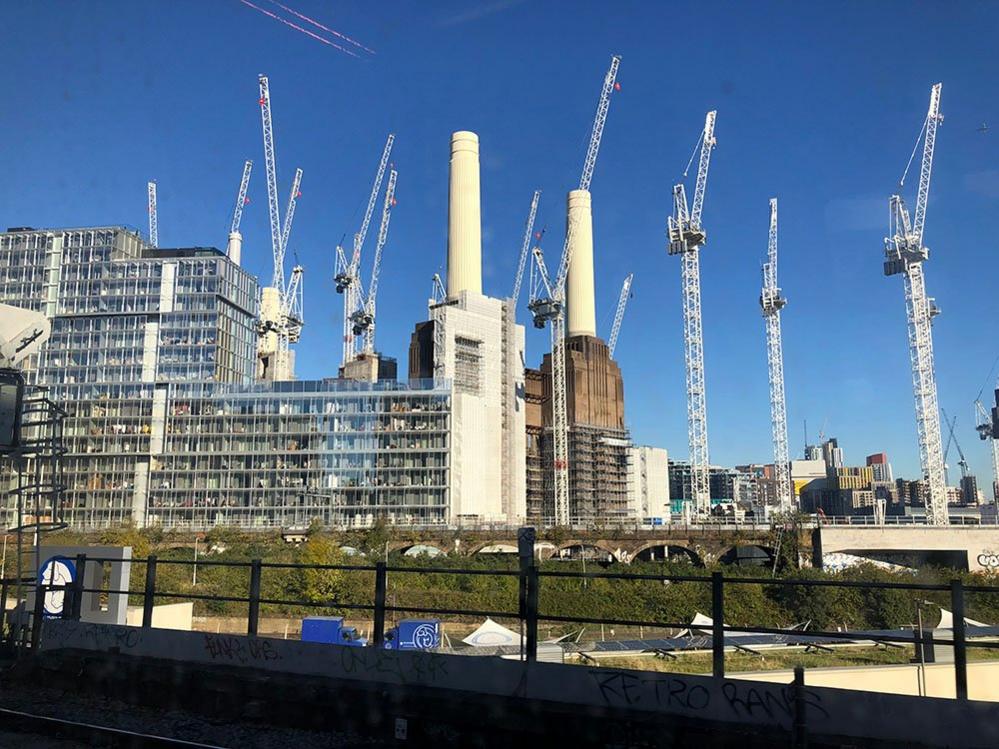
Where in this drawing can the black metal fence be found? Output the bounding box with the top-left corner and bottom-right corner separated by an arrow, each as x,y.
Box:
6,554 -> 998,701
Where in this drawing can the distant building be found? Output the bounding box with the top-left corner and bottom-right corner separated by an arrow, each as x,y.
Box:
669,461 -> 737,508
866,452 -> 894,482
822,438 -> 844,472
627,446 -> 669,521
960,475 -> 979,506
804,444 -> 823,462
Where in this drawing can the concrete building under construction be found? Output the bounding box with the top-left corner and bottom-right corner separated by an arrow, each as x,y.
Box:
525,189 -> 631,525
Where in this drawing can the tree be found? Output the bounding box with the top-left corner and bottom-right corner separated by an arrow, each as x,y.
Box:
297,534 -> 346,605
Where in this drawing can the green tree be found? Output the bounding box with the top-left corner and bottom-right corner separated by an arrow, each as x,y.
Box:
297,534 -> 346,604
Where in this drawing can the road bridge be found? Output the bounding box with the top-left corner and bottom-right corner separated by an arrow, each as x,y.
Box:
814,526 -> 999,572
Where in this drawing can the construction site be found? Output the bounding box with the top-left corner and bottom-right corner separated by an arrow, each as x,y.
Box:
1,55 -> 996,532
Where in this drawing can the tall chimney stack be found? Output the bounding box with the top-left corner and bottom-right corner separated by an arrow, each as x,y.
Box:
226,231 -> 242,266
566,189 -> 596,338
447,131 -> 482,297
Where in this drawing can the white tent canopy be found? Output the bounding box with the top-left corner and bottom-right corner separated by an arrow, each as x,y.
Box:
462,618 -> 523,647
936,607 -> 989,629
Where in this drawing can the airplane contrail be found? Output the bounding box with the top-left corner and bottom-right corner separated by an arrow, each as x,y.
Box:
264,0 -> 375,55
238,0 -> 359,57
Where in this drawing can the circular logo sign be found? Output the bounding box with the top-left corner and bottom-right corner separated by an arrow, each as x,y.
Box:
38,557 -> 76,617
412,623 -> 438,649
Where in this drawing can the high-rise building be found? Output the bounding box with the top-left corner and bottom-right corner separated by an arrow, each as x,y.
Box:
0,226 -> 454,529
822,437 -> 844,472
627,446 -> 669,521
408,131 -> 526,524
866,452 -> 894,482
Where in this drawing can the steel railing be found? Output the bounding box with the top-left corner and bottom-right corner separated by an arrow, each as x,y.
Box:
10,554 -> 999,703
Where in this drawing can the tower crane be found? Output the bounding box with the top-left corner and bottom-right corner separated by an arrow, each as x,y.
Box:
256,74 -> 305,380
230,160 -> 253,235
281,168 -> 304,263
147,181 -> 158,248
350,169 -> 398,355
334,134 -> 395,368
667,110 -> 718,516
760,198 -> 792,512
511,190 -> 542,307
941,409 -> 970,480
975,397 -> 999,501
528,54 -> 621,526
883,83 -> 947,525
607,272 -> 633,358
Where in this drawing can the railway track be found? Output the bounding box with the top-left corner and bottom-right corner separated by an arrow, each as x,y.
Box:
0,706 -> 228,748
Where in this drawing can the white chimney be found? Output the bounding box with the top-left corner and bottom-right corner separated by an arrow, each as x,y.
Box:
447,131 -> 482,297
566,189 -> 596,338
226,231 -> 242,266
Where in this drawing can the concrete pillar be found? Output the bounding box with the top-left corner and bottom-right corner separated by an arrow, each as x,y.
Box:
226,231 -> 242,266
447,131 -> 482,297
566,189 -> 596,338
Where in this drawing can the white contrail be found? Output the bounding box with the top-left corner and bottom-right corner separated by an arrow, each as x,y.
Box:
264,0 -> 375,55
238,0 -> 359,58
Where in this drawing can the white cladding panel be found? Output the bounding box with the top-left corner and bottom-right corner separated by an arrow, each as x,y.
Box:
434,291 -> 525,522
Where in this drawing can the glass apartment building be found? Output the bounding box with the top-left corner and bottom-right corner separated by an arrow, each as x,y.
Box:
0,226 -> 451,529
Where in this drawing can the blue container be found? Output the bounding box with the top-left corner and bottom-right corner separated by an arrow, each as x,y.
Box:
301,616 -> 368,647
384,619 -> 440,650
301,616 -> 346,645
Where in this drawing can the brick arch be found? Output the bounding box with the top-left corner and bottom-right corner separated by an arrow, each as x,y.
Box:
390,542 -> 450,558
630,541 -> 705,567
554,540 -> 623,562
718,544 -> 776,567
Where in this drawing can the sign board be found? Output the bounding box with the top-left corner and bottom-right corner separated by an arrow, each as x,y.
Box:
38,556 -> 77,617
28,545 -> 132,625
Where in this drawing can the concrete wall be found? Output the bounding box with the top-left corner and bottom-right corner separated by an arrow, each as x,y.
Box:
732,660 -> 999,702
38,620 -> 999,749
125,602 -> 194,631
818,526 -> 999,572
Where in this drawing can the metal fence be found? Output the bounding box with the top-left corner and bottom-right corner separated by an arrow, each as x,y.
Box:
5,554 -> 998,702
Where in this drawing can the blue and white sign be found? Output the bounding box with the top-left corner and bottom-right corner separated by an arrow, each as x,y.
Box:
38,556 -> 76,617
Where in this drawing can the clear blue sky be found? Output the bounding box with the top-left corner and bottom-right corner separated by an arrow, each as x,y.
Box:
2,1 -> 997,482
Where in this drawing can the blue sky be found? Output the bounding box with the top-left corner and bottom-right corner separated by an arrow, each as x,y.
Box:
2,1 -> 997,482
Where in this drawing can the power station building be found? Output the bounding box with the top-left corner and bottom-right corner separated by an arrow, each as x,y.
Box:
408,131 -> 527,523
1,132 -> 649,531
524,189 -> 632,525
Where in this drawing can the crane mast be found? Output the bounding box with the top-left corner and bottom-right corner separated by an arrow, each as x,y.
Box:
607,273 -> 633,357
511,190 -> 541,307
528,55 -> 620,526
667,110 -> 717,516
883,83 -> 947,526
335,134 -> 395,367
256,74 -> 304,380
147,181 -> 158,248
760,198 -> 792,512
281,168 -> 304,262
230,160 -> 253,235
258,75 -> 285,292
351,169 -> 398,355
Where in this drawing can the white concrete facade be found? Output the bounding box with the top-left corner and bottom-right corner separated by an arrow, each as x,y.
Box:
431,291 -> 525,523
627,445 -> 669,520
